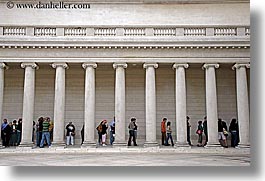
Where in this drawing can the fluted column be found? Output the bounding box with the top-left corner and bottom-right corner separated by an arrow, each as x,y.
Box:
51,63 -> 68,147
19,62 -> 38,147
113,63 -> 127,146
173,63 -> 189,147
82,63 -> 97,147
144,63 -> 158,147
0,63 -> 8,148
203,63 -> 220,147
232,63 -> 250,147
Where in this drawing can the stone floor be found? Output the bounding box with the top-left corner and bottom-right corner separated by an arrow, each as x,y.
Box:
0,145 -> 250,166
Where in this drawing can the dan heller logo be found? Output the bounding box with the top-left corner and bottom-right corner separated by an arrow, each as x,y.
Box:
6,1 -> 91,9
6,1 -> 15,9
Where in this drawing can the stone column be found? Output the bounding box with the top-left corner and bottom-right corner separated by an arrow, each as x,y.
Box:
203,63 -> 220,147
82,63 -> 97,147
19,62 -> 38,147
51,63 -> 68,147
0,63 -> 8,148
232,63 -> 250,147
143,63 -> 158,147
173,63 -> 189,147
113,63 -> 127,146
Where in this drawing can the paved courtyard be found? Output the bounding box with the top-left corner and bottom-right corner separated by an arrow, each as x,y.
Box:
0,146 -> 250,166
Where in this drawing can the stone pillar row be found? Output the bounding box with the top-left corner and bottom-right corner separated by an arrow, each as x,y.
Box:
0,62 -> 250,148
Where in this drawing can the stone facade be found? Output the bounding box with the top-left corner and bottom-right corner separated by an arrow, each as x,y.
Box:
0,0 -> 250,147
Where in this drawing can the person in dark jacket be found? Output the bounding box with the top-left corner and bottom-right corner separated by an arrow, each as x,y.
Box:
196,120 -> 203,147
101,120 -> 108,146
36,117 -> 43,147
127,117 -> 137,146
16,118 -> 22,146
81,125 -> 84,145
66,121 -> 75,146
10,120 -> 18,146
203,116 -> 208,146
96,121 -> 103,145
218,118 -> 228,148
1,119 -> 11,147
229,118 -> 239,148
187,116 -> 193,146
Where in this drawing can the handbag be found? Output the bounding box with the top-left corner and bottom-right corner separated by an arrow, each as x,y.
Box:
223,130 -> 228,136
196,129 -> 202,135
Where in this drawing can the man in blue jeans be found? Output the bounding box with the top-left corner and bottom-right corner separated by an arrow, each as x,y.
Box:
40,117 -> 51,148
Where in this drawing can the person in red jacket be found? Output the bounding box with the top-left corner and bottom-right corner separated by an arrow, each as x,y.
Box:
161,118 -> 167,145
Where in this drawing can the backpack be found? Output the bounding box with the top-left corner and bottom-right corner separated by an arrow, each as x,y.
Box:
96,124 -> 102,133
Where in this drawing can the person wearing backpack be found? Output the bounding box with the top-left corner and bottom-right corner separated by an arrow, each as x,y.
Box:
96,121 -> 103,145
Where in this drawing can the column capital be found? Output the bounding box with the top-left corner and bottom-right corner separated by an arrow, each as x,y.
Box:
232,63 -> 250,70
82,62 -> 97,69
173,63 -> 189,69
202,63 -> 219,70
51,62 -> 68,69
21,62 -> 39,69
113,63 -> 127,69
143,63 -> 158,69
0,63 -> 8,70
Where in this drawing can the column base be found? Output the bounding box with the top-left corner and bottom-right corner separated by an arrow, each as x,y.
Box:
18,141 -> 34,148
175,141 -> 190,148
203,142 -> 221,148
51,141 -> 66,148
144,141 -> 159,147
238,144 -> 250,148
113,141 -> 127,147
81,141 -> 96,148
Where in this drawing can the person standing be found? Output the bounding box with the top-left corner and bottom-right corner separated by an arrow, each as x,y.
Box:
66,121 -> 75,146
1,119 -> 11,147
133,118 -> 138,140
203,116 -> 208,146
47,117 -> 54,142
229,118 -> 239,148
127,117 -> 137,146
165,121 -> 174,147
109,117 -> 115,145
101,120 -> 108,146
36,117 -> 43,147
16,118 -> 22,146
10,120 -> 18,146
187,116 -> 193,146
161,117 -> 167,146
196,120 -> 203,147
40,117 -> 51,148
81,125 -> 84,145
96,121 -> 103,145
218,118 -> 228,148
